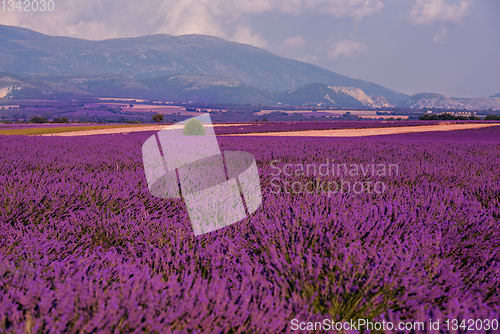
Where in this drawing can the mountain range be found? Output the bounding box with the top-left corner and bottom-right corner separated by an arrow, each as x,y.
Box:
402,92 -> 500,110
0,24 -> 498,110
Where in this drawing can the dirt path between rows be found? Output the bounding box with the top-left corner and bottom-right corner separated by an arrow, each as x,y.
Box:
224,123 -> 500,137
40,123 -> 499,137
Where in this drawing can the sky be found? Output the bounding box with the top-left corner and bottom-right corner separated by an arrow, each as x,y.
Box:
1,0 -> 498,97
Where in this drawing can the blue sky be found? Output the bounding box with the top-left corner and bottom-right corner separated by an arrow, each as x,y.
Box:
1,0 -> 498,97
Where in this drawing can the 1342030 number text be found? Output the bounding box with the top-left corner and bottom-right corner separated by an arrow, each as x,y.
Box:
2,0 -> 54,12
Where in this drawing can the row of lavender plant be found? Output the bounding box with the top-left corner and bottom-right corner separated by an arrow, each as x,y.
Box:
0,127 -> 499,333
0,124 -> 113,129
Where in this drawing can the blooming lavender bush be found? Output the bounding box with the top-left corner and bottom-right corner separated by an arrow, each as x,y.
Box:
0,126 -> 499,333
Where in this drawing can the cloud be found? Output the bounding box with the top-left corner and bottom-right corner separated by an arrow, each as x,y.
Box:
304,0 -> 384,21
154,0 -> 226,37
433,25 -> 447,45
328,40 -> 367,59
0,0 -> 155,39
0,0 -> 384,48
282,35 -> 306,48
231,26 -> 268,48
409,0 -> 470,26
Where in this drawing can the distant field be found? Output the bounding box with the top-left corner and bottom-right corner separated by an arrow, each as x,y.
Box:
0,123 -> 241,136
229,123 -> 500,137
68,109 -> 118,117
0,124 -> 148,136
0,124 -> 94,129
255,109 -> 408,118
215,120 -> 436,134
84,103 -> 200,116
3,120 -> 499,136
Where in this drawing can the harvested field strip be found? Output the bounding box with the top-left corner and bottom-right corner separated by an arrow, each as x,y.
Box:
226,123 -> 500,137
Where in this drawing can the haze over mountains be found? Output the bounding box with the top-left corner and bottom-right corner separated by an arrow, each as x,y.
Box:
0,24 -> 498,110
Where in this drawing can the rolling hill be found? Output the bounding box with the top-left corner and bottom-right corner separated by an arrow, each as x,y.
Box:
0,72 -> 91,100
276,84 -> 391,108
2,24 -> 498,110
402,92 -> 500,110
140,74 -> 275,104
2,72 -> 499,110
0,24 -> 407,104
0,72 -> 396,108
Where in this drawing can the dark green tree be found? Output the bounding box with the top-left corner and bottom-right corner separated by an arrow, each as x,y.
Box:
152,113 -> 164,123
30,116 -> 48,123
51,117 -> 69,123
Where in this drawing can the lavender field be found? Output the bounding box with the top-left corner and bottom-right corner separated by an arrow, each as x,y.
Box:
213,120 -> 497,135
213,120 -> 433,135
1,127 -> 499,333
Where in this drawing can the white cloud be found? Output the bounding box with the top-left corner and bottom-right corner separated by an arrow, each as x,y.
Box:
409,0 -> 470,26
304,0 -> 384,21
433,25 -> 447,45
154,0 -> 225,37
408,0 -> 469,45
230,26 -> 268,48
0,0 -> 384,48
328,40 -> 367,59
283,35 -> 306,48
